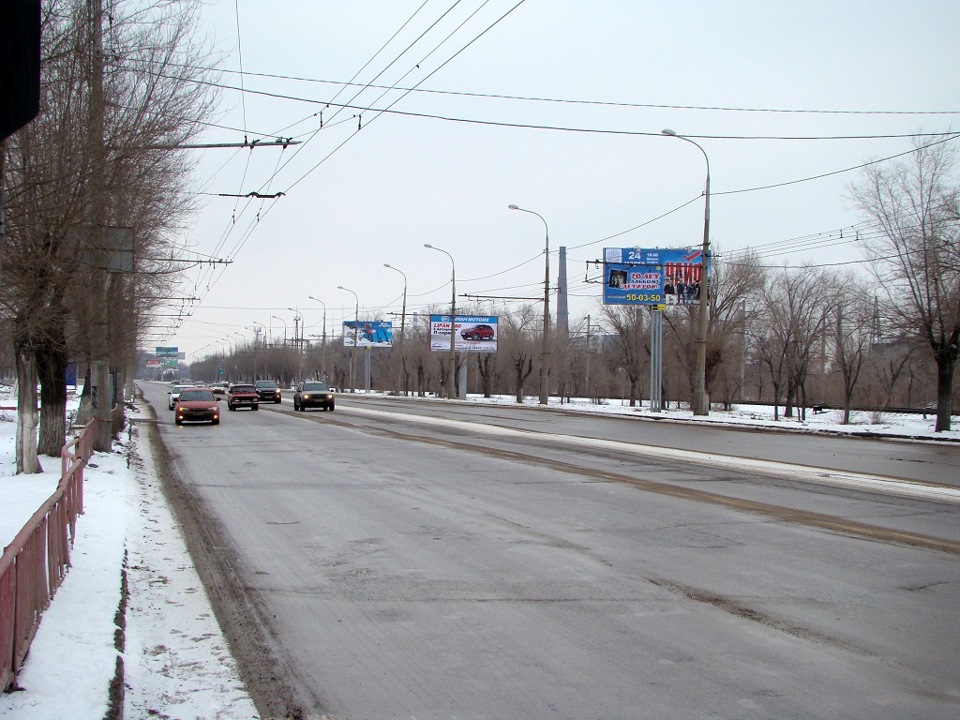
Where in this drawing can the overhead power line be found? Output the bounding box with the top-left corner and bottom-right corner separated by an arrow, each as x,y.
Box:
128,59 -> 960,117
143,73 -> 960,142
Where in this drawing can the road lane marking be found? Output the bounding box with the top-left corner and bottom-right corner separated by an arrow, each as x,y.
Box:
341,406 -> 960,505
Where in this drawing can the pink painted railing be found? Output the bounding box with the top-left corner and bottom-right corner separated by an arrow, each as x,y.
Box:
0,420 -> 98,692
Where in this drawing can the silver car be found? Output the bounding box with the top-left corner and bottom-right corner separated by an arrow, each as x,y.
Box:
167,384 -> 195,410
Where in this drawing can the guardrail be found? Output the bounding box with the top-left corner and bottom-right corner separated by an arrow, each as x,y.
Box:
0,418 -> 100,692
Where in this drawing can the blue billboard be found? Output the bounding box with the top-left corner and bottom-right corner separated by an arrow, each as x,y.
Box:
343,321 -> 393,348
602,247 -> 706,306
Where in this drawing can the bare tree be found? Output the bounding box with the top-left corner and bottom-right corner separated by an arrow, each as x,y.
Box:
663,250 -> 764,409
600,305 -> 646,406
2,0 -> 219,468
475,353 -> 498,398
751,266 -> 832,421
500,305 -> 538,402
851,138 -> 960,431
831,274 -> 874,423
705,251 -> 764,408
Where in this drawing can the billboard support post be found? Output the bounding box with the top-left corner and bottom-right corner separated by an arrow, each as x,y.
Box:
649,308 -> 663,412
364,347 -> 371,393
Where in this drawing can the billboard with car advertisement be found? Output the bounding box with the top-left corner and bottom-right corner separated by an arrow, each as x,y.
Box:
342,320 -> 393,348
602,247 -> 707,306
429,315 -> 498,353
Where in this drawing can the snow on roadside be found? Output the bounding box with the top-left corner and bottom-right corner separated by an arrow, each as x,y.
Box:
0,394 -> 258,720
1,442 -> 132,719
122,414 -> 259,719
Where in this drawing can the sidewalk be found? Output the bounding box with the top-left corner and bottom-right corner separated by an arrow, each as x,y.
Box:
0,404 -> 259,720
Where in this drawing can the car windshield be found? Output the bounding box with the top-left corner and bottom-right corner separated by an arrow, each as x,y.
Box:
302,382 -> 329,391
179,390 -> 214,402
173,385 -> 192,393
255,381 -> 277,388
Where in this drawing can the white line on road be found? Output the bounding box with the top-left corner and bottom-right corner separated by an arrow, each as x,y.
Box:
342,405 -> 960,504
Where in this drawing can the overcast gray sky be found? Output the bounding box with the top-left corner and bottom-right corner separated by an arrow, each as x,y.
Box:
158,0 -> 960,359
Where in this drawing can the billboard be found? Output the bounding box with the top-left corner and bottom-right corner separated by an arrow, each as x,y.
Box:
430,315 -> 498,353
343,320 -> 393,348
155,346 -> 179,357
602,247 -> 706,306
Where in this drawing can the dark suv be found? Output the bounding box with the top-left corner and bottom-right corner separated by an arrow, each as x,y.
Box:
294,381 -> 335,412
461,324 -> 495,341
255,380 -> 282,403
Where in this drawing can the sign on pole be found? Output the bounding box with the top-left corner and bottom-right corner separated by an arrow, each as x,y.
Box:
429,315 -> 498,353
342,321 -> 393,348
602,247 -> 706,306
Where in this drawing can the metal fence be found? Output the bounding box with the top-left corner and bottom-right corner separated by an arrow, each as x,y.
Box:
0,418 -> 100,692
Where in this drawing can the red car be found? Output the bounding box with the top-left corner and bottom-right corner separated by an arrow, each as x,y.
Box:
174,389 -> 220,425
227,383 -> 260,411
461,324 -> 495,341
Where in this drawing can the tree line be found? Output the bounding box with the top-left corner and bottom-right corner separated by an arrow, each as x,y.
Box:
0,0 -> 216,472
185,135 -> 959,431
186,139 -> 958,431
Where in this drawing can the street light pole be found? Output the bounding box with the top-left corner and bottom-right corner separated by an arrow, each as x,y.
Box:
509,204 -> 551,405
271,314 -> 287,385
384,263 -> 408,395
424,243 -> 457,399
338,285 -> 359,393
662,128 -> 711,416
288,308 -> 303,382
251,322 -> 264,380
233,332 -> 244,382
308,296 -> 327,382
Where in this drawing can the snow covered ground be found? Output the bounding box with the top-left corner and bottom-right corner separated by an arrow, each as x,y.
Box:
0,386 -> 957,719
0,393 -> 258,720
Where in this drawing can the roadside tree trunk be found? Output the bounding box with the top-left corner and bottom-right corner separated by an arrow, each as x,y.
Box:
15,341 -> 42,474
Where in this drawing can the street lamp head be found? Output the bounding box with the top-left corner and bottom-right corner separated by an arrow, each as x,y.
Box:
337,285 -> 345,290
423,243 -> 433,249
508,204 -> 520,210
661,128 -> 677,136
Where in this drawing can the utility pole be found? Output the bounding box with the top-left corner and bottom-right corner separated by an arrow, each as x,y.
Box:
87,0 -> 113,451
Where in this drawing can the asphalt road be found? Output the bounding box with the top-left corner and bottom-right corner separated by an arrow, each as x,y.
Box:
142,383 -> 960,720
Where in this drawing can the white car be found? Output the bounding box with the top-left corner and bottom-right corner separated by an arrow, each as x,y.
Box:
167,384 -> 195,410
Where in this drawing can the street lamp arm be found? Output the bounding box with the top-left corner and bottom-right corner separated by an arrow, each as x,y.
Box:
662,129 -> 711,194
